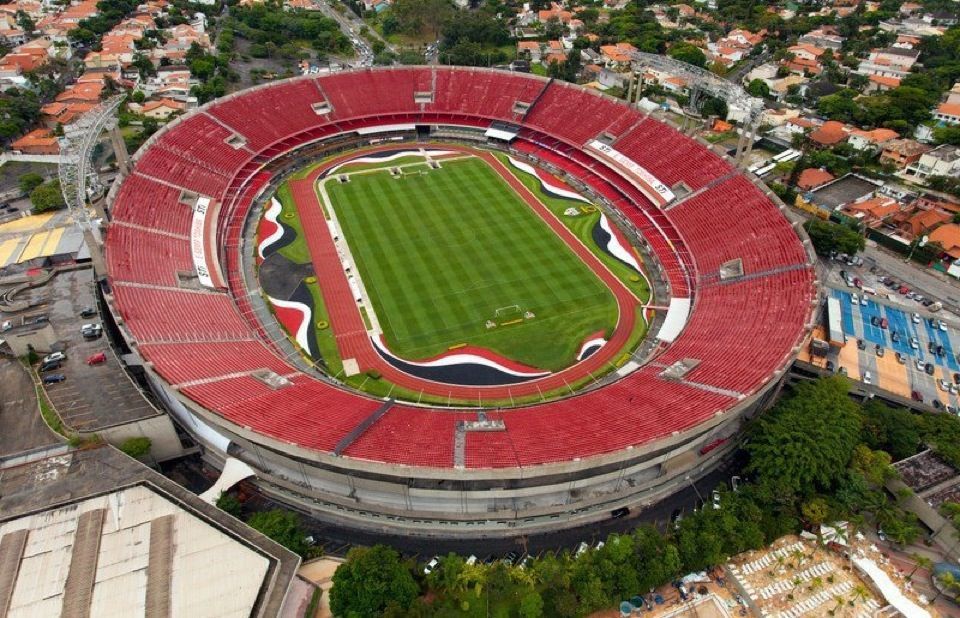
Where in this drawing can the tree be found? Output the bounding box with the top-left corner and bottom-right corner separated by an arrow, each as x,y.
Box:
667,42 -> 706,68
30,180 -> 65,213
803,219 -> 865,256
215,492 -> 243,518
849,445 -> 894,486
908,552 -> 933,580
746,377 -> 862,497
747,78 -> 770,98
330,545 -> 419,617
801,497 -> 830,525
519,590 -> 544,618
18,173 -> 43,195
119,436 -> 151,458
246,509 -> 308,556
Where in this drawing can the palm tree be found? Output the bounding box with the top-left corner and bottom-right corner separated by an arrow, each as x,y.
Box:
792,549 -> 806,567
933,571 -> 957,603
849,584 -> 870,606
908,553 -> 933,581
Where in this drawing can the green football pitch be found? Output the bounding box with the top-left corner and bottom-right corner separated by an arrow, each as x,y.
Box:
323,156 -> 619,371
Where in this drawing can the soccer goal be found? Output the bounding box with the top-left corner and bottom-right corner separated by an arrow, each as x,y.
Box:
493,305 -> 525,326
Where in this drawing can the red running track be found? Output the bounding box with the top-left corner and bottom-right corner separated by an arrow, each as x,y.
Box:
289,144 -> 641,402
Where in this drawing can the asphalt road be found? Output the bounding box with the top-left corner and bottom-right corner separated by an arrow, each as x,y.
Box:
295,453 -> 746,560
0,357 -> 58,457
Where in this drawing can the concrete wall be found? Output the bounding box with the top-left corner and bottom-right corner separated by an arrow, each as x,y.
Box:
90,413 -> 186,464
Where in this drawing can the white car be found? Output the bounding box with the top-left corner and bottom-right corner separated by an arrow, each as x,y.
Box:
910,337 -> 920,350
851,293 -> 859,305
916,358 -> 925,371
423,556 -> 440,575
43,351 -> 66,364
860,295 -> 868,306
913,312 -> 921,324
940,320 -> 948,332
940,379 -> 952,392
712,489 -> 721,510
575,542 -> 589,558
863,371 -> 872,385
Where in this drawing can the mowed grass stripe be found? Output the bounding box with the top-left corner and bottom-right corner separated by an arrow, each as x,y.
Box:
325,157 -> 618,370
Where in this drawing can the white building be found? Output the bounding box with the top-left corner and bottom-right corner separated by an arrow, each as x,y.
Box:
906,144 -> 960,180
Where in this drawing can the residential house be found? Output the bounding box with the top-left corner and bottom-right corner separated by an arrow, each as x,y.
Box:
905,144 -> 960,180
928,224 -> 960,260
796,167 -> 835,191
798,26 -> 844,50
880,138 -> 932,169
783,56 -> 822,76
841,195 -> 901,227
894,34 -> 922,48
809,120 -> 850,147
866,74 -> 901,92
946,83 -> 960,106
934,103 -> 960,125
10,127 -> 58,155
847,127 -> 899,152
788,43 -> 826,63
857,47 -> 920,79
537,3 -> 573,24
517,41 -> 541,63
134,97 -> 185,119
895,206 -> 952,240
599,42 -> 635,68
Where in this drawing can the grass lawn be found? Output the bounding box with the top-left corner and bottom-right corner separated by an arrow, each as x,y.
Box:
324,157 -> 619,371
273,182 -> 312,265
493,153 -> 652,304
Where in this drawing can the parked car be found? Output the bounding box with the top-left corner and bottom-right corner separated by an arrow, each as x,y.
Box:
910,337 -> 920,350
880,318 -> 888,329
857,339 -> 866,350
912,312 -> 921,324
42,373 -> 66,384
39,360 -> 61,372
940,320 -> 948,332
916,359 -> 926,372
423,556 -> 440,575
85,352 -> 106,365
875,345 -> 884,357
911,390 -> 923,402
79,307 -> 97,318
939,379 -> 952,393
826,360 -> 836,371
892,331 -> 901,343
43,351 -> 66,364
926,363 -> 936,375
895,352 -> 905,364
860,295 -> 868,306
851,293 -> 860,305
863,371 -> 872,385
712,490 -> 721,510
80,323 -> 103,339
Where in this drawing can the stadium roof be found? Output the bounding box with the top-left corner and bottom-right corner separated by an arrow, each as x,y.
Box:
0,445 -> 300,617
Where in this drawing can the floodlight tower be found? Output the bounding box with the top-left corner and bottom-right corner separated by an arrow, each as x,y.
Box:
629,52 -> 765,168
57,94 -> 126,275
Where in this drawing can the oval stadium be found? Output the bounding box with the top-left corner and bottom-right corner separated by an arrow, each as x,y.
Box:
102,67 -> 819,537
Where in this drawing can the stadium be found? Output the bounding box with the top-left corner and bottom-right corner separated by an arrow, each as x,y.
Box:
102,67 -> 819,536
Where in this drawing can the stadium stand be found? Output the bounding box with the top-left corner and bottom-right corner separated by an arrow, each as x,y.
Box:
104,67 -> 815,477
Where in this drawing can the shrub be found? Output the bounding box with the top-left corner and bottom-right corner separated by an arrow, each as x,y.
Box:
119,436 -> 151,458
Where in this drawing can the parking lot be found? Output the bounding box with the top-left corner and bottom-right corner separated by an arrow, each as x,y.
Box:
804,286 -> 960,411
33,268 -> 156,430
